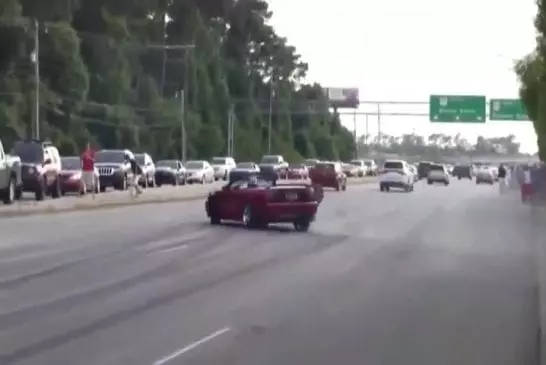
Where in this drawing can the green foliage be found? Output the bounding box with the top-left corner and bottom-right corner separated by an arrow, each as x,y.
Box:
359,132 -> 523,160
0,0 -> 354,161
516,1 -> 546,160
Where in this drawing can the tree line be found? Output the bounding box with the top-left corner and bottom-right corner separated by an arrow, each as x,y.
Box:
0,0 -> 355,162
514,0 -> 546,161
357,132 -> 524,160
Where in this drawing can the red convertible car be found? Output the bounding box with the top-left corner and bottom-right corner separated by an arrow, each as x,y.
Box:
205,176 -> 322,231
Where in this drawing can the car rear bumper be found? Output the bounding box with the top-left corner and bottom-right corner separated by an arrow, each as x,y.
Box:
380,181 -> 407,188
310,178 -> 342,188
264,202 -> 318,223
428,176 -> 448,182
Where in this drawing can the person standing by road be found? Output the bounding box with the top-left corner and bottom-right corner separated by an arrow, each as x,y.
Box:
80,142 -> 96,197
125,151 -> 143,196
520,165 -> 533,203
497,163 -> 507,194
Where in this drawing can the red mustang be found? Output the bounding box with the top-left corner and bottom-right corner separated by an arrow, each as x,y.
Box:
205,177 -> 321,231
286,163 -> 309,179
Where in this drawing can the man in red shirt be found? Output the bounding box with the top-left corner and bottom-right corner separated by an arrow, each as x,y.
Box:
80,143 -> 96,197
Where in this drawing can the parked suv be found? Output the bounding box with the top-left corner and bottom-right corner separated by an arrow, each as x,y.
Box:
11,139 -> 62,200
95,149 -> 133,191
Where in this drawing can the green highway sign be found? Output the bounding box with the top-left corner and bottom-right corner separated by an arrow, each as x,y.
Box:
489,99 -> 528,120
429,95 -> 486,122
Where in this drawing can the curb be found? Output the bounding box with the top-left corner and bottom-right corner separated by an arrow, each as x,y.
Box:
0,178 -> 376,218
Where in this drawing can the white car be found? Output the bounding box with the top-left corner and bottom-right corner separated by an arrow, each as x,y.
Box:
475,166 -> 495,184
348,159 -> 367,177
210,156 -> 236,180
379,160 -> 414,192
427,163 -> 449,185
184,160 -> 214,184
342,163 -> 360,177
364,159 -> 378,176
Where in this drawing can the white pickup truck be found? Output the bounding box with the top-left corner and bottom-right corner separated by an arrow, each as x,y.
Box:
0,138 -> 22,204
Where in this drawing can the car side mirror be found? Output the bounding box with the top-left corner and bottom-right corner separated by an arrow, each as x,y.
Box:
43,158 -> 51,165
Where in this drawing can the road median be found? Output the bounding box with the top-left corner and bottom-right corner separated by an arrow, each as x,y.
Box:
0,177 -> 376,217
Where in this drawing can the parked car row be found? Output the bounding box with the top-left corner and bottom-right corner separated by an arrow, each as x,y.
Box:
0,138 -> 373,204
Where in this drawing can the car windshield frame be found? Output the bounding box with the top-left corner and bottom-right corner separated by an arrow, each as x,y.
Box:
261,156 -> 280,164
95,150 -> 126,163
11,142 -> 44,163
186,161 -> 204,169
429,164 -> 444,171
212,158 -> 228,164
236,162 -> 255,169
384,162 -> 404,169
156,160 -> 178,169
315,163 -> 335,170
61,157 -> 81,170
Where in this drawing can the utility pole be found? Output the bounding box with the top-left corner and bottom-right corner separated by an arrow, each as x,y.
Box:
365,114 -> 369,145
146,43 -> 194,161
267,71 -> 274,153
353,109 -> 357,158
377,104 -> 381,145
32,19 -> 39,139
180,89 -> 185,161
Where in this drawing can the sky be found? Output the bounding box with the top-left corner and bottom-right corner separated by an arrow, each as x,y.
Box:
266,0 -> 539,153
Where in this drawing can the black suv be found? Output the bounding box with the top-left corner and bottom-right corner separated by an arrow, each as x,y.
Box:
453,165 -> 473,179
417,161 -> 433,180
11,139 -> 62,200
95,149 -> 133,191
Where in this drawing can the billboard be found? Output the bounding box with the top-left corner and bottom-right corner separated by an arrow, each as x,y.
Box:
326,87 -> 359,108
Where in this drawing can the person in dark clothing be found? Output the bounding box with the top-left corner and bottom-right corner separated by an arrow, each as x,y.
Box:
498,164 -> 506,178
498,164 -> 507,194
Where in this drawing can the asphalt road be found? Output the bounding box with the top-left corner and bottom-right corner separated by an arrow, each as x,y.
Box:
0,179 -> 541,365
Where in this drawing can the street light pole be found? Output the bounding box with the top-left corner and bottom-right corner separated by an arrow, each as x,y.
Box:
146,43 -> 194,161
33,19 -> 40,139
267,71 -> 274,154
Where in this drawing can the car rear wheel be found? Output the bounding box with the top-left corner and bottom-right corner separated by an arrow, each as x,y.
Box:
427,180 -> 433,185
2,177 -> 15,205
294,219 -> 311,232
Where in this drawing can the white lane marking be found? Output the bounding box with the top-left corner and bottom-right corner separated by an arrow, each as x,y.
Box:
153,327 -> 231,365
142,229 -> 209,252
155,244 -> 189,254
